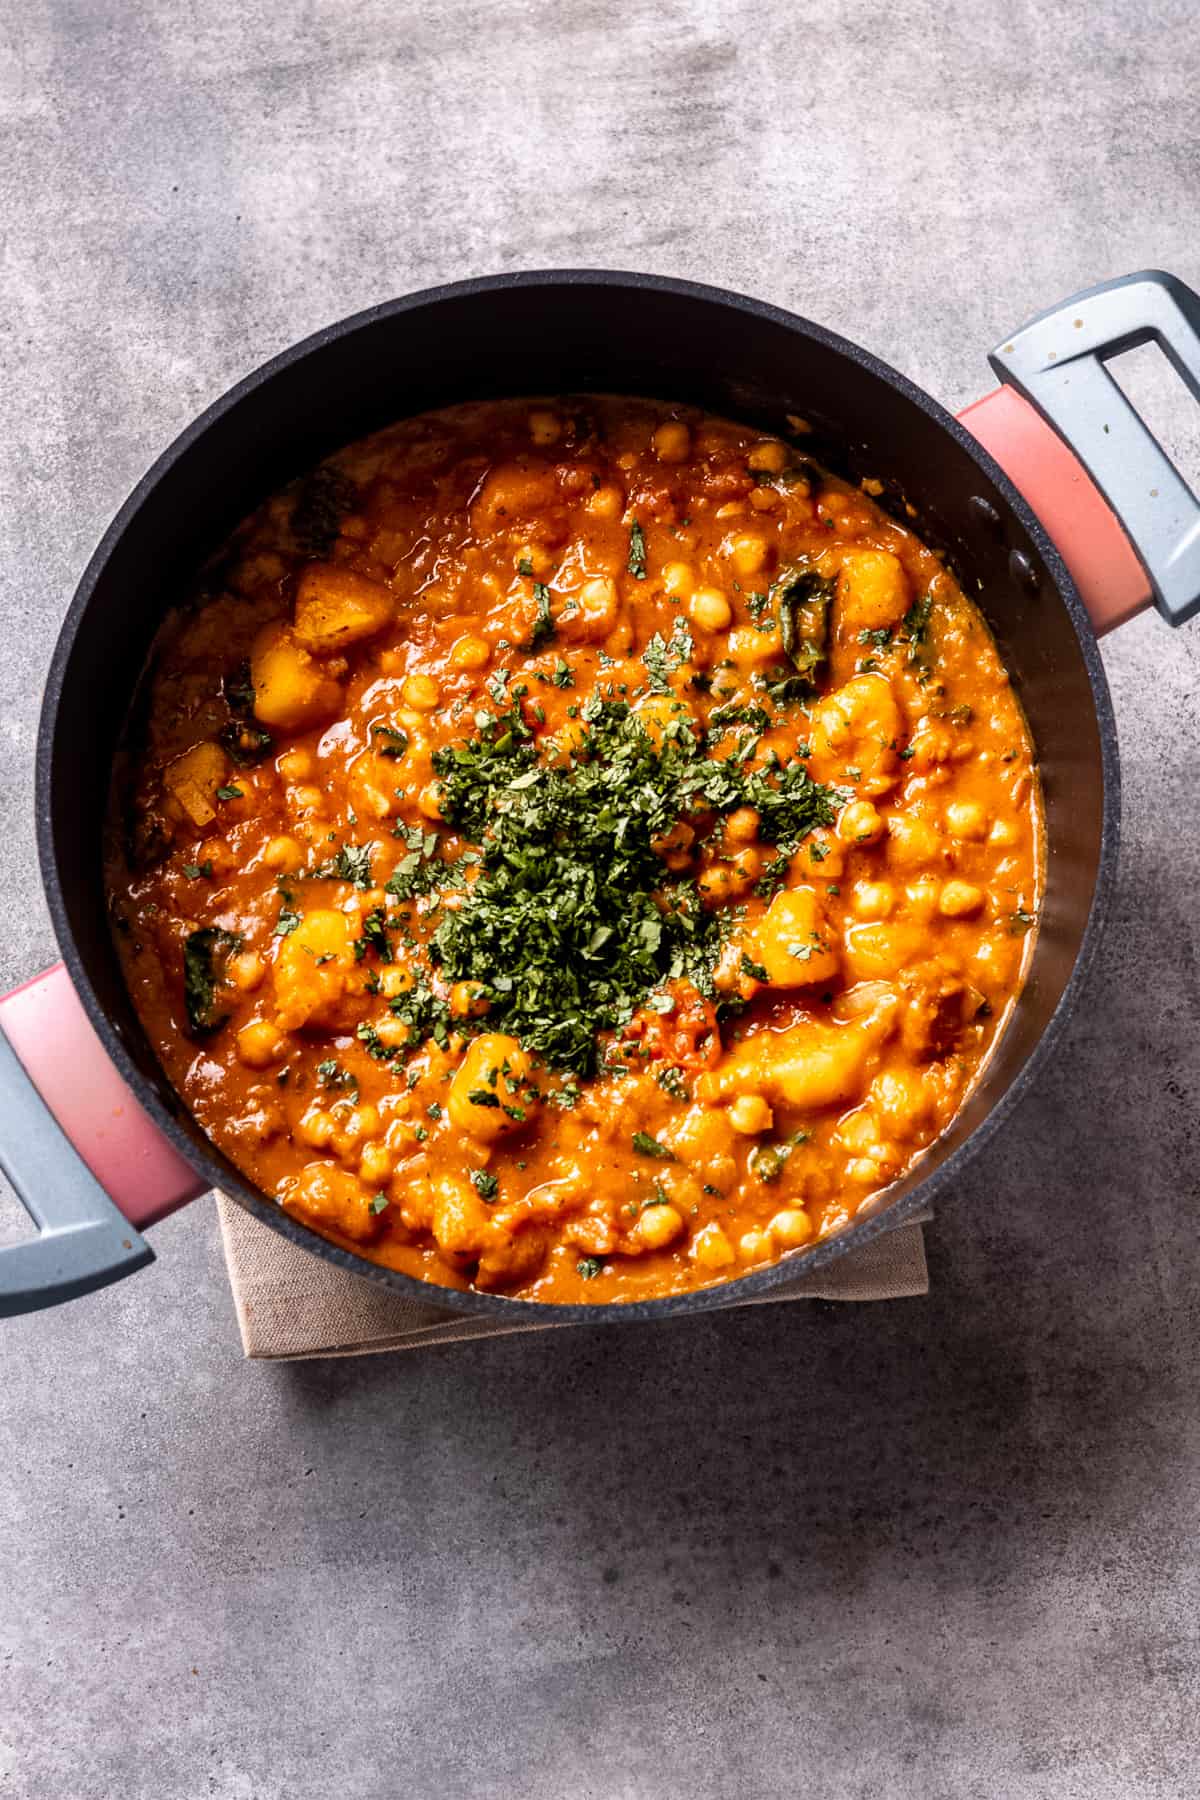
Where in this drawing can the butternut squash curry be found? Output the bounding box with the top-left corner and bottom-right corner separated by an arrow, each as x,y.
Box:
107,398 -> 1041,1303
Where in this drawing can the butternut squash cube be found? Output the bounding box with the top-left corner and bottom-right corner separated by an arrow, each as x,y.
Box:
250,622 -> 344,731
272,908 -> 358,1032
292,564 -> 394,653
283,1161 -> 383,1244
163,741 -> 228,831
447,1034 -> 539,1142
747,887 -> 840,987
837,549 -> 911,634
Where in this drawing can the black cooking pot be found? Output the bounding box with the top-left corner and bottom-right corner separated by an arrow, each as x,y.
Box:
3,269 -> 1198,1320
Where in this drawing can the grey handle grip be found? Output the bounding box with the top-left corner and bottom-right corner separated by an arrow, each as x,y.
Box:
0,1024 -> 152,1317
990,270 -> 1200,627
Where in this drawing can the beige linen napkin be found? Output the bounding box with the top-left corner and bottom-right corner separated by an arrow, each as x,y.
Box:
216,1194 -> 930,1360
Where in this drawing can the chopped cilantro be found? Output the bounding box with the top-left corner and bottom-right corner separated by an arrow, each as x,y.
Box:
182,860 -> 213,880
631,1130 -> 674,1160
215,785 -> 243,802
357,906 -> 393,961
426,700 -> 838,1075
577,1256 -> 604,1280
182,927 -> 242,1035
316,1059 -> 358,1100
471,1169 -> 499,1200
273,906 -> 302,937
371,724 -> 409,759
314,842 -> 374,889
525,583 -> 556,651
642,617 -> 693,694
368,1193 -> 389,1215
655,1065 -> 689,1099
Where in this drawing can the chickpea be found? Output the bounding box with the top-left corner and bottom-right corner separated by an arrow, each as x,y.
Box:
799,830 -> 843,878
336,1104 -> 382,1149
739,1228 -> 774,1264
905,877 -> 941,922
939,880 -> 985,918
731,846 -> 763,881
576,576 -> 618,636
989,817 -> 1019,847
851,880 -> 895,921
747,440 -> 788,474
449,634 -> 490,671
769,1208 -> 814,1249
729,1094 -> 773,1135
749,486 -> 781,512
698,863 -> 751,903
583,483 -> 621,520
449,980 -> 490,1019
291,785 -> 324,815
652,420 -> 690,464
228,952 -> 266,992
690,1222 -> 735,1269
236,1020 -> 285,1068
371,1014 -> 413,1050
528,408 -> 561,446
277,748 -> 315,782
839,800 -> 884,845
727,624 -> 780,668
378,966 -> 415,999
726,533 -> 770,576
359,1141 -> 395,1187
418,781 -> 444,821
688,586 -> 732,632
845,1158 -> 883,1184
297,1108 -> 335,1149
724,806 -> 761,846
262,834 -> 304,872
635,1203 -> 685,1250
662,561 -> 696,599
836,1108 -> 880,1155
402,673 -> 440,712
946,800 -> 989,841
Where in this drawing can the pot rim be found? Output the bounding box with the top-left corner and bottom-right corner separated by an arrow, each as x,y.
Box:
36,267 -> 1121,1324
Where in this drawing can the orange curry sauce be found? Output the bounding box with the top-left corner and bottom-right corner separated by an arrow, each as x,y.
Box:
106,398 -> 1041,1303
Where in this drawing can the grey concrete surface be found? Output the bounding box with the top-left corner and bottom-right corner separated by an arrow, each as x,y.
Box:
2,2 -> 1199,1795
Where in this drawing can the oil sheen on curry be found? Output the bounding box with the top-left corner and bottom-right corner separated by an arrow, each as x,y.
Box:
107,398 -> 1041,1303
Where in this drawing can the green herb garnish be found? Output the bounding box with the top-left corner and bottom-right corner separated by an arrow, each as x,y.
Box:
631,1130 -> 674,1160
371,724 -> 409,759
182,926 -> 242,1035
525,583 -> 556,651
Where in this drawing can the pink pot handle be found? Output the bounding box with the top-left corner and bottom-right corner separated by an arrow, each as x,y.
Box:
958,270 -> 1200,635
957,386 -> 1152,635
0,964 -> 205,1315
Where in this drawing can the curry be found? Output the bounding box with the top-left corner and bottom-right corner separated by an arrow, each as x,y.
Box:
105,397 -> 1041,1303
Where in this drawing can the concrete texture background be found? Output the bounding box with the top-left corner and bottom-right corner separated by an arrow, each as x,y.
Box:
2,1 -> 1199,1794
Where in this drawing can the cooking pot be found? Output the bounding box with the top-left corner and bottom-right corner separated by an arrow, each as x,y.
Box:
3,268 -> 1198,1321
